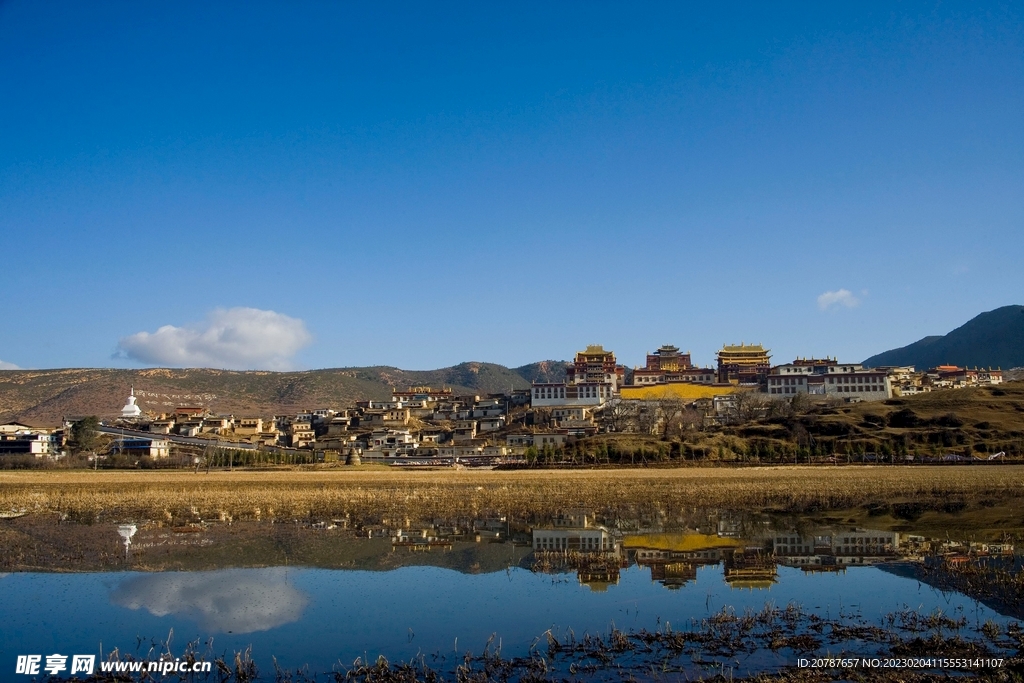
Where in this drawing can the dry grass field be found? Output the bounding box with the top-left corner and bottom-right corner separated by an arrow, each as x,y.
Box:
1,466 -> 1022,523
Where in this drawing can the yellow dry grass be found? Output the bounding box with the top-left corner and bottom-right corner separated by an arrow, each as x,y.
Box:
1,466 -> 1022,522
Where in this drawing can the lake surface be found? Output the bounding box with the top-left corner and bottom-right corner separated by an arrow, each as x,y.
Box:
2,509 -> 1021,679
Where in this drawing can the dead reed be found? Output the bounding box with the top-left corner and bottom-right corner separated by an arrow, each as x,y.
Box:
3,466 -> 1024,524
48,603 -> 1023,682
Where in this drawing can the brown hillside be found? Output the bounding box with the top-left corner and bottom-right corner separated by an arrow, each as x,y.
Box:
0,363 -> 538,425
731,381 -> 1024,458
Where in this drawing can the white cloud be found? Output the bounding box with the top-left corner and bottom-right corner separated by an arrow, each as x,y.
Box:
0,360 -> 20,370
117,307 -> 312,370
110,568 -> 308,633
816,289 -> 860,311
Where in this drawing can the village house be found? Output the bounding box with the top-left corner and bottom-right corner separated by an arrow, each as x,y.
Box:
377,428 -> 418,451
558,419 -> 598,437
0,421 -> 33,436
505,434 -> 534,447
109,437 -> 170,458
201,416 -> 232,434
437,444 -> 511,459
174,407 -> 207,420
452,420 -> 477,442
431,407 -> 461,421
363,429 -> 418,457
0,423 -> 63,456
148,419 -> 175,434
477,416 -> 506,432
711,394 -> 738,422
928,365 -> 1003,388
407,403 -> 437,419
233,417 -> 264,436
551,406 -> 590,423
359,410 -> 385,427
313,430 -> 357,451
364,399 -> 404,410
255,426 -> 282,446
524,433 -> 568,448
310,408 -> 335,423
870,366 -> 926,396
389,390 -> 451,419
417,427 -> 446,443
177,420 -> 203,437
326,414 -> 352,435
508,389 -> 532,406
550,406 -> 597,434
470,397 -> 506,418
382,407 -> 411,426
289,419 -> 315,448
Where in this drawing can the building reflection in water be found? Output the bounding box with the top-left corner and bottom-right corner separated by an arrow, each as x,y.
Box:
522,512 -> 1016,594
531,513 -> 625,591
341,509 -> 1017,595
772,529 -> 900,571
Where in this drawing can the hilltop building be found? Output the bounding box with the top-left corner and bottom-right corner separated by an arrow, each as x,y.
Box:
392,387 -> 455,404
766,360 -> 892,401
717,343 -> 771,385
927,365 -> 1003,388
531,345 -> 625,407
566,344 -> 625,389
632,344 -> 716,385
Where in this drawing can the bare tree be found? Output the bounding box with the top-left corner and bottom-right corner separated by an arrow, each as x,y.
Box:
765,398 -> 790,419
733,391 -> 769,423
679,406 -> 704,434
603,399 -> 639,433
790,392 -> 812,415
657,399 -> 685,439
635,401 -> 659,435
823,395 -> 845,409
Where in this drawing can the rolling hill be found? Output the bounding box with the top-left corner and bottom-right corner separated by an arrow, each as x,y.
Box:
864,305 -> 1024,371
0,361 -> 568,426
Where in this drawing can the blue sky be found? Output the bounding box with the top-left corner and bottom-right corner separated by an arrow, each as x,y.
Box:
1,1 -> 1021,371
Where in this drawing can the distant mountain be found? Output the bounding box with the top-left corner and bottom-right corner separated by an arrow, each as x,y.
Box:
0,361 -> 567,426
512,360 -> 568,384
864,305 -> 1024,370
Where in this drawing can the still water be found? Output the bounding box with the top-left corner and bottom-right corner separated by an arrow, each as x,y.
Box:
1,510 -> 1020,678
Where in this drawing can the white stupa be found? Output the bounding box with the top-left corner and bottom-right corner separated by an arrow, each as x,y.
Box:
121,386 -> 142,419
117,523 -> 137,558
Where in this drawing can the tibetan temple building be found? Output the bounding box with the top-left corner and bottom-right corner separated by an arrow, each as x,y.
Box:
716,343 -> 771,385
565,344 -> 625,390
633,345 -> 716,385
531,344 -> 626,407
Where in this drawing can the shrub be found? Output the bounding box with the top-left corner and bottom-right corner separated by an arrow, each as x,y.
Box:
888,408 -> 921,428
933,412 -> 964,428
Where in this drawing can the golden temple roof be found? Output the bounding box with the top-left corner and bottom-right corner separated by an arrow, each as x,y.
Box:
581,344 -> 611,355
719,343 -> 768,354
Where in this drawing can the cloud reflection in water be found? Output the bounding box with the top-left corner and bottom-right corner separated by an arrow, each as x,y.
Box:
111,568 -> 308,633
